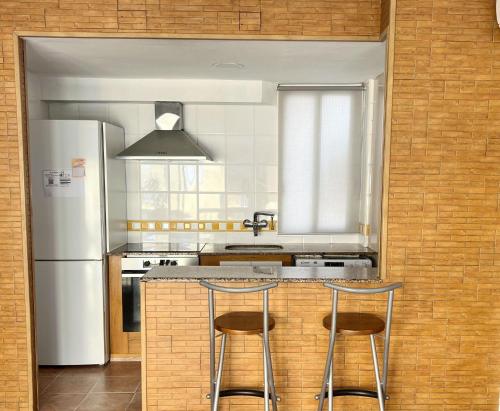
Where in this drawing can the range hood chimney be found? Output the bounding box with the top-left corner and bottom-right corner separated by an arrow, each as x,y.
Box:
116,102 -> 212,161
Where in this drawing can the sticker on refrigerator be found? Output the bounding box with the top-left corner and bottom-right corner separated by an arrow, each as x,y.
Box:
71,158 -> 86,177
42,169 -> 84,197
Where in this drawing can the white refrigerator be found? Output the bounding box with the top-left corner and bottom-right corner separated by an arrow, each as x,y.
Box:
29,120 -> 127,365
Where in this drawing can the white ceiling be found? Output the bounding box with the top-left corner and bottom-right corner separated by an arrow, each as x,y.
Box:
25,38 -> 386,83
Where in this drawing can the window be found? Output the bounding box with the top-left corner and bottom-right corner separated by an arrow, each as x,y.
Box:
278,86 -> 364,234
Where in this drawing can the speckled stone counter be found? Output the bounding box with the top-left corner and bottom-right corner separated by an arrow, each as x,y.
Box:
200,242 -> 376,255
142,265 -> 379,282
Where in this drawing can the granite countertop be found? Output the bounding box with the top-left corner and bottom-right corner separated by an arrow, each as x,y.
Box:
142,265 -> 379,283
199,243 -> 376,255
108,242 -> 377,257
108,242 -> 205,255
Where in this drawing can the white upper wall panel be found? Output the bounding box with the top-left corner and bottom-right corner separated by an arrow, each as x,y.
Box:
40,77 -> 268,103
25,38 -> 386,84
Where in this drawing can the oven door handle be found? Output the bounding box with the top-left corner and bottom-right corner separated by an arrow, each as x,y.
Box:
122,270 -> 148,278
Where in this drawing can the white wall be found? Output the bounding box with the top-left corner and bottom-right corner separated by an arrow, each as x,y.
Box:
48,100 -> 362,245
26,72 -> 48,120
40,77 -> 275,104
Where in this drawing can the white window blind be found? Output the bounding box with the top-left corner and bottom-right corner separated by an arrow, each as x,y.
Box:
278,88 -> 364,234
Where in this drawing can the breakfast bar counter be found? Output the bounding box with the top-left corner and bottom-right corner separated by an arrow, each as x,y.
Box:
142,265 -> 379,283
140,267 -> 398,411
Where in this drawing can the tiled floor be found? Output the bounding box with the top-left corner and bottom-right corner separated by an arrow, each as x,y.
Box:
38,361 -> 141,410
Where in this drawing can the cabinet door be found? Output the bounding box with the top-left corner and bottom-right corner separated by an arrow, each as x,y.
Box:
200,254 -> 293,266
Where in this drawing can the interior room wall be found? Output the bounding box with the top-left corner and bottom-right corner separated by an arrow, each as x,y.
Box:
26,72 -> 48,120
47,100 -> 363,245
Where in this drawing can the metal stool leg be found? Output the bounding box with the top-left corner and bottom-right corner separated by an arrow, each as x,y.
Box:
328,357 -> 333,411
208,289 -> 216,410
263,340 -> 270,411
263,335 -> 278,410
370,334 -> 385,411
381,290 -> 395,399
317,289 -> 338,411
212,334 -> 227,411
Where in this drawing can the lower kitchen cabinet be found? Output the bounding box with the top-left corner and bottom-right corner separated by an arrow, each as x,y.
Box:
108,255 -> 141,359
199,253 -> 293,266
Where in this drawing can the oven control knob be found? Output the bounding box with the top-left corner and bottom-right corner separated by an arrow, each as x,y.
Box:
170,260 -> 178,266
165,260 -> 170,265
159,259 -> 165,266
143,261 -> 151,267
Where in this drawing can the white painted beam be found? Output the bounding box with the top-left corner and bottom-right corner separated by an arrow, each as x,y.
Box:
40,77 -> 272,104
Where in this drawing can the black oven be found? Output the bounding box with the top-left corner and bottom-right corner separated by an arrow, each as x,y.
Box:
121,271 -> 145,332
121,254 -> 199,332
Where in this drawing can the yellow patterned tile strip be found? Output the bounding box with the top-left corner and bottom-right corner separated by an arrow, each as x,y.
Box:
127,220 -> 278,232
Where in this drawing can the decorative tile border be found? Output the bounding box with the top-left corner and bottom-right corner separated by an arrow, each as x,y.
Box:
127,220 -> 278,232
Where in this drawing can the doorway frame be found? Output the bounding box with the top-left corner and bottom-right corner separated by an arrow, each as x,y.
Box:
13,24 -> 396,410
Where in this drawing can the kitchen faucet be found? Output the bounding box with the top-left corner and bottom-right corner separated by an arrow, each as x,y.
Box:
243,211 -> 276,237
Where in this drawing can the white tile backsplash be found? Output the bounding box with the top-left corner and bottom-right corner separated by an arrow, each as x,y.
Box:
137,104 -> 155,135
226,134 -> 254,164
140,163 -> 169,191
199,165 -> 225,192
170,193 -> 197,220
47,100 -> 354,244
183,104 -> 198,134
227,165 -> 254,192
199,194 -> 226,220
125,162 -> 140,191
254,105 -> 277,135
197,105 -> 225,134
255,134 -> 278,164
197,134 -> 225,163
127,192 -> 141,220
255,165 -> 278,192
225,105 -> 254,134
170,164 -> 197,192
141,192 -> 169,220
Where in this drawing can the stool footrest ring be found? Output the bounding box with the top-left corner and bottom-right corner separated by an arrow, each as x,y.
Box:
219,389 -> 273,399
330,389 -> 378,398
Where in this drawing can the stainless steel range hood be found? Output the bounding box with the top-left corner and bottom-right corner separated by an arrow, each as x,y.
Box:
116,102 -> 212,161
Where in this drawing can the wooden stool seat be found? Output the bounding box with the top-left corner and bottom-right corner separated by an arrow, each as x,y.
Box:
323,312 -> 385,336
215,311 -> 276,335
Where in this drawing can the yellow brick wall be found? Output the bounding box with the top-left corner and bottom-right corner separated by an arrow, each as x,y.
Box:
387,1 -> 500,410
0,2 -> 380,408
143,282 -> 403,411
1,0 -> 500,409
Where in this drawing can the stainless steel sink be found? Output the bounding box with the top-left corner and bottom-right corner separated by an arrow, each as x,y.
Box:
225,244 -> 284,251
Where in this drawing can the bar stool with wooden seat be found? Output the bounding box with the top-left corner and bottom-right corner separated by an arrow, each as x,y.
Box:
199,280 -> 279,411
316,282 -> 402,411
